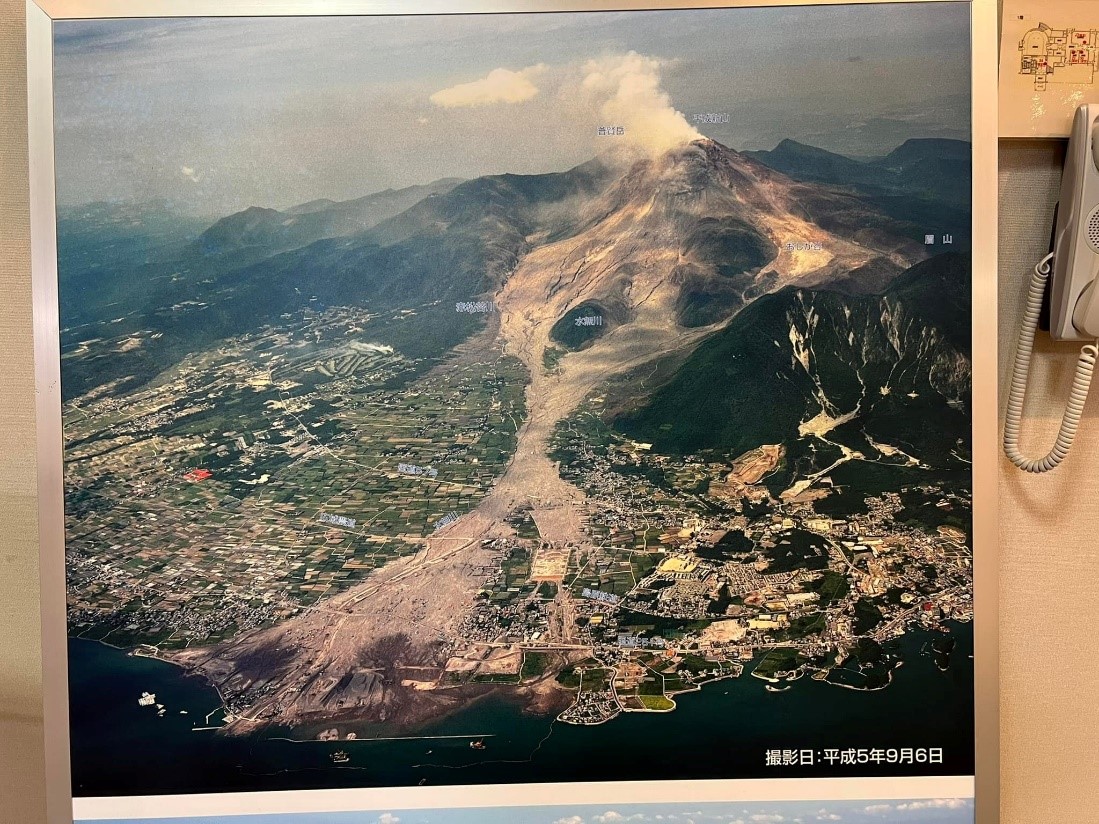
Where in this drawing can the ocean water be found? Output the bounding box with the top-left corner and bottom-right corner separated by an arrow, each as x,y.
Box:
69,622 -> 974,797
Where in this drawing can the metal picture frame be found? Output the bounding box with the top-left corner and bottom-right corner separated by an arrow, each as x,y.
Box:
27,1 -> 999,821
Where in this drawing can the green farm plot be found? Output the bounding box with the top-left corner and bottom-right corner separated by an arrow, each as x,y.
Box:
472,673 -> 521,684
579,668 -> 611,693
521,651 -> 554,680
556,667 -> 583,689
783,612 -> 827,640
754,648 -> 802,679
508,509 -> 542,540
636,672 -> 665,696
62,315 -> 530,647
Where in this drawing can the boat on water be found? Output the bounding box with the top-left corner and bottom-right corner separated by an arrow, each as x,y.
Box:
330,751 -> 350,764
765,684 -> 792,693
137,692 -> 156,707
469,739 -> 486,750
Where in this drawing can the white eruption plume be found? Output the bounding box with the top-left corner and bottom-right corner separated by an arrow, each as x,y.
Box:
580,52 -> 702,155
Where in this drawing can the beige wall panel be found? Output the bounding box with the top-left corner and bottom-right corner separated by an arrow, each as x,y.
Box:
0,0 -> 47,822
999,140 -> 1099,821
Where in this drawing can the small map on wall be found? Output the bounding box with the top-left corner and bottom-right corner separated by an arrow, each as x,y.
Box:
1001,0 -> 1099,137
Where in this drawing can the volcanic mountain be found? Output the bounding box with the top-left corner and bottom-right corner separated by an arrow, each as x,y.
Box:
59,138 -> 927,403
491,138 -> 926,374
238,136 -> 931,371
166,138 -> 954,733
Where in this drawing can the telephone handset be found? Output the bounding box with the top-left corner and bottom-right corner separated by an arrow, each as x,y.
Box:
1004,104 -> 1099,472
1049,105 -> 1099,340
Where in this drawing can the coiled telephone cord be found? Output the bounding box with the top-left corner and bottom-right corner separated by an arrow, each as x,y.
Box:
1003,252 -> 1099,472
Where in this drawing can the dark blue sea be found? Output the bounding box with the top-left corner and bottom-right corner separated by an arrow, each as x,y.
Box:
69,623 -> 974,797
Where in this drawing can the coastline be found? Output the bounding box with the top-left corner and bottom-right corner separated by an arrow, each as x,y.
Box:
71,615 -> 971,741
68,620 -> 976,795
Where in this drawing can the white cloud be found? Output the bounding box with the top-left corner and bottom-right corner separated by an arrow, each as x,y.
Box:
180,165 -> 202,183
594,813 -> 625,823
579,51 -> 701,155
864,799 -> 970,816
749,817 -> 785,823
431,65 -> 544,108
554,817 -> 585,824
895,799 -> 970,811
815,815 -> 841,821
377,814 -> 400,824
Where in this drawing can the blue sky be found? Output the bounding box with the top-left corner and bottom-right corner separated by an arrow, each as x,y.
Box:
53,5 -> 970,215
89,798 -> 974,824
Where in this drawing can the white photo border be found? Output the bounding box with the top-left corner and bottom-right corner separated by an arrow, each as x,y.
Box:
27,2 -> 999,822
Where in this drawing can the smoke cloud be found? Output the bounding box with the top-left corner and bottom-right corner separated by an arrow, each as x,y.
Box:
431,65 -> 545,108
579,52 -> 702,155
430,52 -> 700,159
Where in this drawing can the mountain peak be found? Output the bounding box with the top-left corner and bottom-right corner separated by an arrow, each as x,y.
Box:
640,136 -> 753,180
239,205 -> 281,218
689,136 -> 721,150
198,206 -> 286,254
770,138 -> 837,157
879,137 -> 970,165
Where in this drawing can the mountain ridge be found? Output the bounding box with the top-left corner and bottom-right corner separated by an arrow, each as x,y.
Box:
197,177 -> 465,256
747,137 -> 972,211
60,136 -> 954,404
612,252 -> 970,485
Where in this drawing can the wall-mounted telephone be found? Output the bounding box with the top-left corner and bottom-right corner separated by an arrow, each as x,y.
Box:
1004,104 -> 1099,472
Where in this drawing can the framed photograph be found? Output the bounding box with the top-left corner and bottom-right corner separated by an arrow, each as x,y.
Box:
28,1 -> 999,822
